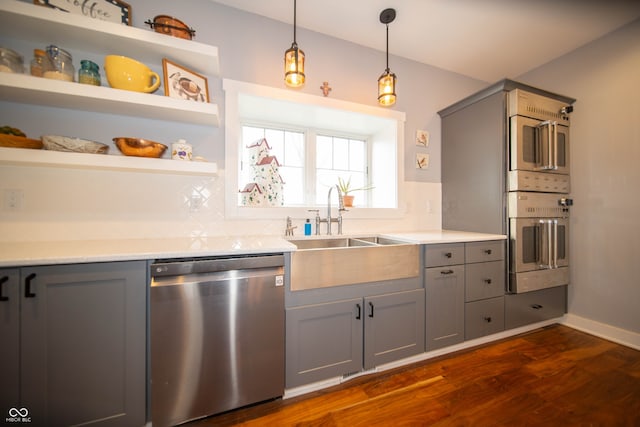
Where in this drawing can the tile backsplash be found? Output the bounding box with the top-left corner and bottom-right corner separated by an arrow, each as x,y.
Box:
0,164 -> 441,242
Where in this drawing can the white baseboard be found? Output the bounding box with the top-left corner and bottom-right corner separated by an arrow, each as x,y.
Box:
561,314 -> 640,350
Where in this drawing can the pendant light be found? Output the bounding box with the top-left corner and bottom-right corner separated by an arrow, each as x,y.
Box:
378,8 -> 397,106
284,0 -> 305,87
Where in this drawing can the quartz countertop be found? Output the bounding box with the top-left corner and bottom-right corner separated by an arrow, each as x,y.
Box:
0,230 -> 505,267
0,236 -> 297,267
381,230 -> 507,244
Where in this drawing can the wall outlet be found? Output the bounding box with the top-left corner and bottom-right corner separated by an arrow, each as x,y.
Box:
3,189 -> 24,211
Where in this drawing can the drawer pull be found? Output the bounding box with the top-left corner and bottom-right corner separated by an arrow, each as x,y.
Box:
444,252 -> 452,258
356,303 -> 361,320
25,273 -> 36,298
531,304 -> 543,310
368,301 -> 375,318
484,249 -> 492,255
484,278 -> 492,284
0,276 -> 8,302
440,270 -> 455,275
483,316 -> 492,323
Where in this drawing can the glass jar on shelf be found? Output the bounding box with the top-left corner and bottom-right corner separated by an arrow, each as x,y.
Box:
30,49 -> 46,77
0,47 -> 24,73
43,45 -> 75,82
78,60 -> 101,86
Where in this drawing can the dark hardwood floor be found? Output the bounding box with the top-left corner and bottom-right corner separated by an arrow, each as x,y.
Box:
186,324 -> 640,426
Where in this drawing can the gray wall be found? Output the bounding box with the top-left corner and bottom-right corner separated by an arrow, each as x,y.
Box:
128,0 -> 486,183
517,19 -> 640,334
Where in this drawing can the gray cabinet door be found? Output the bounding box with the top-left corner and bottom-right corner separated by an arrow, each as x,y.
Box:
425,265 -> 465,350
0,268 -> 20,411
364,289 -> 425,370
19,261 -> 146,426
286,298 -> 362,388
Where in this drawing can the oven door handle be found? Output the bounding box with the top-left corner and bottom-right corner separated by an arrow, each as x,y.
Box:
538,219 -> 554,269
552,219 -> 559,268
552,121 -> 559,170
536,121 -> 553,170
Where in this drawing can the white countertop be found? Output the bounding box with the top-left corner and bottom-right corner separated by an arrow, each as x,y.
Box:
0,230 -> 505,267
381,230 -> 507,244
0,236 -> 297,267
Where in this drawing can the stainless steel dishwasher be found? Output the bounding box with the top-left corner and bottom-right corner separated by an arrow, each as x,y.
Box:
149,254 -> 285,426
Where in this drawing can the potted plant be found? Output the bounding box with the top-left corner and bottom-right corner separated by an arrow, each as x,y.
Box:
338,176 -> 374,207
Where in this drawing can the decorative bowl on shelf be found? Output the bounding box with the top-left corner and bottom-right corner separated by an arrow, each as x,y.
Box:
145,15 -> 196,40
0,134 -> 43,149
41,135 -> 109,154
113,137 -> 168,158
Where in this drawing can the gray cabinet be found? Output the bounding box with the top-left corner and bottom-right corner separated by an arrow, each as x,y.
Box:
286,289 -> 425,388
425,240 -> 507,348
505,285 -> 567,329
0,262 -> 146,426
464,240 -> 506,340
425,243 -> 466,351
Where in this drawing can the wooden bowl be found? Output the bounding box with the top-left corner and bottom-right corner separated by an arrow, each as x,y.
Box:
0,134 -> 43,149
145,15 -> 195,40
113,137 -> 167,158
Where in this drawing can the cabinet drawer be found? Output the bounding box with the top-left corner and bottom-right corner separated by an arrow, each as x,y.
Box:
465,260 -> 505,302
465,296 -> 505,340
465,240 -> 505,263
425,243 -> 464,267
505,286 -> 567,330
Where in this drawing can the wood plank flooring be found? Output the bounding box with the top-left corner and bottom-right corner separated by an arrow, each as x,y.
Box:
186,325 -> 640,426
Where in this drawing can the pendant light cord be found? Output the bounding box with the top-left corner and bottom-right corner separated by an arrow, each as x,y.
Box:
293,0 -> 297,46
385,23 -> 389,72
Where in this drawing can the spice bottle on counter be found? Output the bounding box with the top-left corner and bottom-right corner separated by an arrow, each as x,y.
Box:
78,60 -> 101,86
30,49 -> 45,77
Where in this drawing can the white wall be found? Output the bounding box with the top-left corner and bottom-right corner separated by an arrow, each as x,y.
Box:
517,19 -> 640,334
0,0 -> 485,241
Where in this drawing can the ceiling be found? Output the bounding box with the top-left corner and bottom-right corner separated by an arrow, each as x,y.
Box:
210,0 -> 640,82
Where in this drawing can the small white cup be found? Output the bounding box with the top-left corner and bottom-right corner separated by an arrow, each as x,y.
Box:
171,140 -> 192,161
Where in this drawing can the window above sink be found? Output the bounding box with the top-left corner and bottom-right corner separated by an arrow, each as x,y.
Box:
223,79 -> 407,220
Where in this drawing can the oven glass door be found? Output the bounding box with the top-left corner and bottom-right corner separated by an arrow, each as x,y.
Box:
510,217 -> 569,272
510,115 -> 569,175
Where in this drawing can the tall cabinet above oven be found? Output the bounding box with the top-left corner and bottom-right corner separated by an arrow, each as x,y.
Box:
438,79 -> 575,327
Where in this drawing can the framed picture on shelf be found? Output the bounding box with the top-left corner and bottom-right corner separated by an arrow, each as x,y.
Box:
162,59 -> 210,103
34,0 -> 132,25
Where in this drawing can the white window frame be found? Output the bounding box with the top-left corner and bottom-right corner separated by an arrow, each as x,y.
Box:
241,122 -> 373,207
223,79 -> 406,220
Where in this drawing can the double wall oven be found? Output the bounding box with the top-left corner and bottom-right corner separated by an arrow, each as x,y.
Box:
507,89 -> 573,293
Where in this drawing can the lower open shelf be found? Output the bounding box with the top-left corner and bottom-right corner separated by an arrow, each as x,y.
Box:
0,147 -> 218,176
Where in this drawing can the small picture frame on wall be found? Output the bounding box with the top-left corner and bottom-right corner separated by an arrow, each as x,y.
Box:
416,129 -> 429,147
416,153 -> 429,169
162,58 -> 210,103
34,0 -> 132,25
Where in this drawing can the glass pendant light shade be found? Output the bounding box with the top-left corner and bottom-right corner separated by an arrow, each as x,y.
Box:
284,43 -> 305,87
378,69 -> 396,106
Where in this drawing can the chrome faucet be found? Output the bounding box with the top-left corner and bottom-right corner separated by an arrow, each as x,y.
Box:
317,185 -> 347,235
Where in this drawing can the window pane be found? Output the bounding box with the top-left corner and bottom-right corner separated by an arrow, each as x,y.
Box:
349,139 -> 365,171
280,166 -> 304,205
333,137 -> 349,171
316,135 -> 332,169
285,131 -> 304,167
